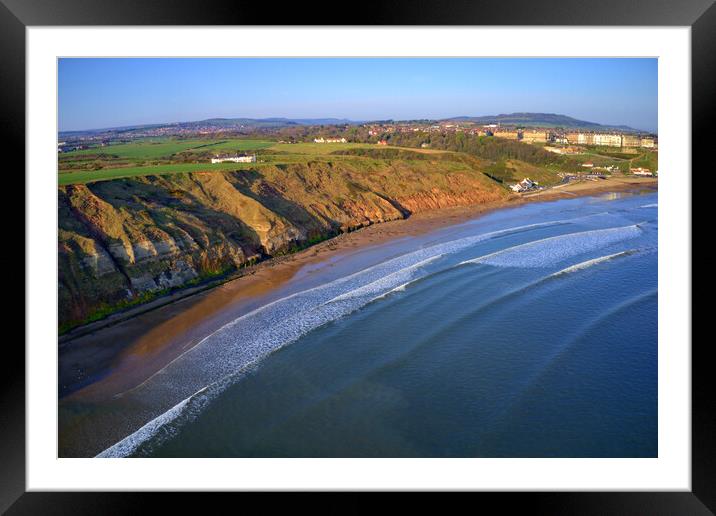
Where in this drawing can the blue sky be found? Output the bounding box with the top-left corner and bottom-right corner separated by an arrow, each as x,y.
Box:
58,58 -> 658,132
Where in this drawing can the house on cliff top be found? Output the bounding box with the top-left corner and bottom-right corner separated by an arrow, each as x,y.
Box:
211,153 -> 256,164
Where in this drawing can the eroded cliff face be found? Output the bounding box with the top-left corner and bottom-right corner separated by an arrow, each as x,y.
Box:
58,159 -> 507,330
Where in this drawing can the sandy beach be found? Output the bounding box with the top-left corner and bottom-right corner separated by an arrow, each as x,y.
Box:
59,176 -> 657,404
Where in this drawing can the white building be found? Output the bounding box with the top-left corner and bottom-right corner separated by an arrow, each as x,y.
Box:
593,133 -> 623,147
510,178 -> 538,193
631,167 -> 653,176
211,154 -> 256,164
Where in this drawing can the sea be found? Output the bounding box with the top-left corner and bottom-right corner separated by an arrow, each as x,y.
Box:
97,191 -> 658,458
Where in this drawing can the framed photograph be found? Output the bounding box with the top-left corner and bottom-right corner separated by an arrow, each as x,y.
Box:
4,0 -> 711,512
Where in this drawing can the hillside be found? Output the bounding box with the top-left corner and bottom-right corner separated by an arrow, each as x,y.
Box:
58,158 -> 508,332
59,118 -> 361,138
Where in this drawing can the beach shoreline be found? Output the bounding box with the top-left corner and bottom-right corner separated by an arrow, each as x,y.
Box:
59,176 -> 657,403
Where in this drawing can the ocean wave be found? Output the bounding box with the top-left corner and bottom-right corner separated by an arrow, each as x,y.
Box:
96,375 -> 238,458
96,391 -> 196,458
326,254 -> 443,304
504,288 -> 659,412
369,281 -> 410,302
640,203 -> 658,208
92,217 -> 600,457
368,264 -> 507,306
468,287 -> 658,441
408,247 -> 645,349
550,250 -> 637,277
460,224 -> 642,268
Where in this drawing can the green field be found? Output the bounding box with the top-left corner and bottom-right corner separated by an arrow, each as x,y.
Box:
58,138 -> 280,184
58,143 -> 381,185
61,138 -> 274,160
629,151 -> 658,171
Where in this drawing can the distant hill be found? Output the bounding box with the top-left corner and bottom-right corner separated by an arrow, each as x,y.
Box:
443,113 -> 641,132
60,117 -> 362,137
186,117 -> 359,128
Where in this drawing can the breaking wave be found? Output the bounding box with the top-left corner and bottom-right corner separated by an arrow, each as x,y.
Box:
460,224 -> 642,268
326,254 -> 443,304
96,376 -> 236,458
550,250 -> 638,277
97,392 -> 194,458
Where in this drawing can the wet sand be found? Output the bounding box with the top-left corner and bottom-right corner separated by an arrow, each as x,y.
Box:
59,177 -> 657,404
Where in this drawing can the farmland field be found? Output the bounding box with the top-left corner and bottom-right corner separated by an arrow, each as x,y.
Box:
60,138 -> 274,160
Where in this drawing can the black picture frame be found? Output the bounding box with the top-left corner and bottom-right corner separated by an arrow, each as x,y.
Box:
2,0 -> 711,513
